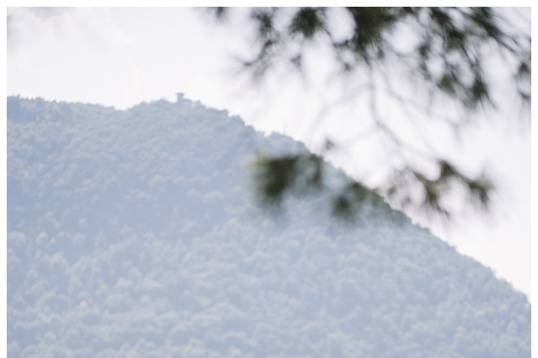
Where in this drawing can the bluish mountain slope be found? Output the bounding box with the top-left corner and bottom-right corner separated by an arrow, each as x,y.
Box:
7,96 -> 530,357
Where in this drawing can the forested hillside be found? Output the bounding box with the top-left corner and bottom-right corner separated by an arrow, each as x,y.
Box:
7,96 -> 530,357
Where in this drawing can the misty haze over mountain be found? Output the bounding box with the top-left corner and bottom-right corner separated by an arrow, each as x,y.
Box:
7,6 -> 531,297
7,96 -> 530,357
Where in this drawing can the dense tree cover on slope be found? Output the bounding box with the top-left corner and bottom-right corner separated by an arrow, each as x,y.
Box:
210,7 -> 530,219
7,97 -> 529,357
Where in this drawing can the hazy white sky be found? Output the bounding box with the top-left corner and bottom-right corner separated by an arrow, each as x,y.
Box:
7,7 -> 530,295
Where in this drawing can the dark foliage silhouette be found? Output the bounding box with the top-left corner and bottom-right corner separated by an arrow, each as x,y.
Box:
210,7 -> 530,219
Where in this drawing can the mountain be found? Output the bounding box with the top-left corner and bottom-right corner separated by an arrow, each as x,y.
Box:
7,95 -> 530,357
